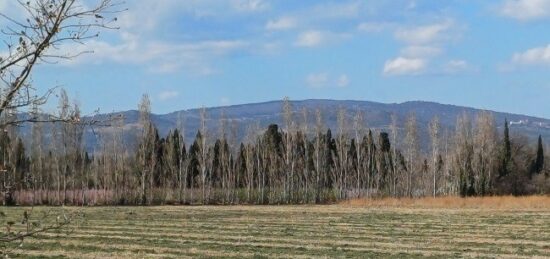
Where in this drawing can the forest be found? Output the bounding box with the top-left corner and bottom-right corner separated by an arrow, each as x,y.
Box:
0,95 -> 548,206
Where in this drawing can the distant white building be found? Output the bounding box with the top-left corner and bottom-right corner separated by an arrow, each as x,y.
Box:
510,119 -> 528,126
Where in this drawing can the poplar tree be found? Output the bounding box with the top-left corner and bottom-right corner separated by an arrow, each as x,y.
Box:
404,113 -> 419,197
429,116 -> 441,197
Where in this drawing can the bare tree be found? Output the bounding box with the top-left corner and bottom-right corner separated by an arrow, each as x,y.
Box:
0,0 -> 123,207
334,107 -> 348,199
58,90 -> 69,204
313,109 -> 324,203
300,107 -> 310,202
0,0 -> 123,126
112,113 -> 125,203
244,124 -> 257,203
442,129 -> 452,195
473,111 -> 497,195
389,113 -> 399,197
429,116 -> 441,197
404,113 -> 419,197
198,107 -> 209,204
175,111 -> 187,203
353,110 -> 365,197
281,97 -> 295,202
454,112 -> 474,196
29,104 -> 43,204
137,94 -> 154,204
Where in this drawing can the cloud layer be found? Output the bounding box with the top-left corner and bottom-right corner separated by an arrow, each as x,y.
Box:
500,0 -> 550,20
11,0 -> 546,102
383,58 -> 426,76
306,73 -> 350,88
512,44 -> 550,65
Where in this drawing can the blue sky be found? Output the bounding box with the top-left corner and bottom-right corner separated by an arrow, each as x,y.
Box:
4,0 -> 550,117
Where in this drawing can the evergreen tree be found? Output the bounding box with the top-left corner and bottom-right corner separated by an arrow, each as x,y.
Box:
264,124 -> 282,156
499,119 -> 512,178
188,131 -> 202,188
376,132 -> 392,191
503,119 -> 511,161
236,143 -> 247,188
531,135 -> 544,176
14,138 -> 28,190
212,139 -> 222,185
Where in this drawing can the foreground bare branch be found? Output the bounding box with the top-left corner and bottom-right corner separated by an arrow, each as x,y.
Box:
0,0 -> 125,126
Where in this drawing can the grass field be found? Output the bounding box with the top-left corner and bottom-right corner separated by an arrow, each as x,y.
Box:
3,197 -> 550,258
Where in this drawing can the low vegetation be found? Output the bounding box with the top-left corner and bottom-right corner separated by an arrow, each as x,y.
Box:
1,197 -> 548,258
342,195 -> 550,210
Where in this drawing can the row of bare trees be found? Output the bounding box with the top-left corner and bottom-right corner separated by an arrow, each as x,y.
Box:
0,96 -> 548,205
0,1 -> 546,206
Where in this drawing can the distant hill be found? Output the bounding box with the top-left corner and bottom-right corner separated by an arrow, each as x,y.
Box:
19,99 -> 550,152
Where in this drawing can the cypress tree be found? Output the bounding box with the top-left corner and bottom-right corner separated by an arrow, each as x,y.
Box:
187,131 -> 202,188
499,119 -> 511,177
236,143 -> 247,188
503,119 -> 511,161
378,132 -> 391,153
264,124 -> 282,156
531,135 -> 544,175
14,138 -> 27,189
377,132 -> 392,190
348,139 -> 357,173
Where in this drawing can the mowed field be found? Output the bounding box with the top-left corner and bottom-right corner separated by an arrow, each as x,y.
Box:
4,197 -> 550,258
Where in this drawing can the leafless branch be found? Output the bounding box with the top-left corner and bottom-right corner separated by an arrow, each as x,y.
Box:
0,0 -> 125,126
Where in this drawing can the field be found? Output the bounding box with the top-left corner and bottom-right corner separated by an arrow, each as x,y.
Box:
3,197 -> 550,258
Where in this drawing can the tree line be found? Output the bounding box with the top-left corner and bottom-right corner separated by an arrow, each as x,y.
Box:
0,95 -> 548,205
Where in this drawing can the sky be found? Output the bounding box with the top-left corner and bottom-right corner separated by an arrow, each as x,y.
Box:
2,0 -> 550,118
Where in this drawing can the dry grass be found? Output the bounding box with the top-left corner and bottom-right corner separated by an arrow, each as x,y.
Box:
4,205 -> 549,258
340,195 -> 550,210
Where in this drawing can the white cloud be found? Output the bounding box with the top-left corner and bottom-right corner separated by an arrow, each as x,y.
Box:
310,1 -> 362,19
295,30 -> 349,47
232,0 -> 270,12
306,73 -> 329,88
444,60 -> 469,74
256,42 -> 284,55
395,21 -> 453,44
383,57 -> 426,76
400,46 -> 442,58
262,2 -> 367,34
387,20 -> 461,74
500,0 -> 550,20
266,17 -> 296,30
116,1 -> 218,32
59,36 -> 249,75
149,63 -> 185,74
40,0 -> 260,75
296,31 -> 324,47
337,74 -> 350,88
357,22 -> 391,33
158,90 -> 179,101
306,73 -> 350,88
511,44 -> 550,65
115,0 -> 272,32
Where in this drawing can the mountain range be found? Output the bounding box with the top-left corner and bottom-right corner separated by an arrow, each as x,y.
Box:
64,99 -> 550,152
